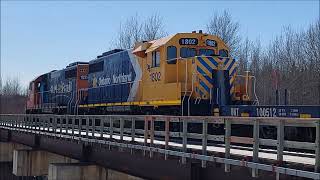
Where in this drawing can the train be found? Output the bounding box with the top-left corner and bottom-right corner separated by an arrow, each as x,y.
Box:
26,31 -> 319,140
26,31 -> 253,115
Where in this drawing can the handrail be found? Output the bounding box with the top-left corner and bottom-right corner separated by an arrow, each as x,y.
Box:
187,59 -> 197,116
1,114 -> 319,179
181,59 -> 188,116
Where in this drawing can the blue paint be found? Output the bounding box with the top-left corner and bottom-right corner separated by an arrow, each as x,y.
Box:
197,66 -> 213,83
207,56 -> 219,67
197,57 -> 212,73
199,80 -> 210,93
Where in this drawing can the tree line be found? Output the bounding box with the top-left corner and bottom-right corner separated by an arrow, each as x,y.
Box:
0,77 -> 27,114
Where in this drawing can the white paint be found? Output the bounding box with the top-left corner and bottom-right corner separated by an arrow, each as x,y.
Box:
127,50 -> 142,102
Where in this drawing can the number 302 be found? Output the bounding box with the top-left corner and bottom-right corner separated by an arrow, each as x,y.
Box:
150,72 -> 161,82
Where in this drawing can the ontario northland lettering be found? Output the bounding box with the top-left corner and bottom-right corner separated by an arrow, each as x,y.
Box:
98,73 -> 132,86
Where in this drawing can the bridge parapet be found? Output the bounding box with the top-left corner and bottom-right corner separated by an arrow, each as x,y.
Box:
0,114 -> 320,180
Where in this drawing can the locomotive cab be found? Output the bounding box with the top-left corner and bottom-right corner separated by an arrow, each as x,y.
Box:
26,73 -> 49,113
133,31 -> 253,115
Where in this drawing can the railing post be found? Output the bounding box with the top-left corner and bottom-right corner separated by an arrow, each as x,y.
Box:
276,119 -> 284,180
71,116 -> 75,139
86,117 -> 89,138
46,116 -> 49,132
252,118 -> 260,177
14,115 -> 17,129
277,120 -> 284,162
92,117 -> 96,139
109,117 -> 113,139
53,116 -> 57,137
202,119 -> 208,168
16,115 -> 19,129
21,115 -> 24,129
182,118 -> 187,164
59,116 -> 63,138
315,120 -> 320,173
144,116 -> 149,156
225,118 -> 231,172
100,117 -> 104,139
131,118 -> 135,142
43,116 -> 47,132
150,117 -> 155,158
120,117 -> 124,141
44,116 -> 48,132
39,116 -> 43,133
65,115 -> 69,135
79,117 -> 83,140
165,117 -> 170,160
33,116 -> 36,130
34,115 -> 36,131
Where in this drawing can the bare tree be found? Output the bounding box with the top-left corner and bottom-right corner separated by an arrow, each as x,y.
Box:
206,10 -> 241,56
143,13 -> 167,41
114,14 -> 143,49
247,20 -> 320,105
1,77 -> 24,96
0,77 -> 27,114
237,37 -> 251,73
113,13 -> 167,49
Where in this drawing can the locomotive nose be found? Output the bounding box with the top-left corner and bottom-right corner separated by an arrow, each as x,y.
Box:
195,56 -> 236,106
211,69 -> 231,106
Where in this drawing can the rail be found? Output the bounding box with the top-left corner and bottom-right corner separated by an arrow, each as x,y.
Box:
0,114 -> 319,179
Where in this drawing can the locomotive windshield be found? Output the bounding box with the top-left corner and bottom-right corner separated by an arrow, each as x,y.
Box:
199,49 -> 215,56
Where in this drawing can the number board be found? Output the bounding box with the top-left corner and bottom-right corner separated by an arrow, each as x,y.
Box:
179,38 -> 198,45
80,75 -> 88,80
206,39 -> 217,47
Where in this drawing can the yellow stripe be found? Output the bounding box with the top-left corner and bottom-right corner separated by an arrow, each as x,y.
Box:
241,112 -> 250,117
196,61 -> 211,76
300,114 -> 311,118
229,63 -> 237,76
142,100 -> 181,106
78,100 -> 181,108
198,74 -> 212,89
221,58 -> 228,70
221,57 -> 227,65
225,58 -> 233,70
204,57 -> 218,69
197,81 -> 208,96
229,63 -> 237,95
230,86 -> 234,94
230,76 -> 235,85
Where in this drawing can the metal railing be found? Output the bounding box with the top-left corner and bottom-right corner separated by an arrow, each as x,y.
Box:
0,114 -> 319,179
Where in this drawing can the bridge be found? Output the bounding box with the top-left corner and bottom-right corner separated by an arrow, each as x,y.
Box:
0,114 -> 319,180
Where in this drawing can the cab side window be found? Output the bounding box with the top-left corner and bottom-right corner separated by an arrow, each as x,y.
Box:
219,49 -> 229,57
199,49 -> 215,56
167,46 -> 177,64
152,51 -> 160,67
180,47 -> 196,58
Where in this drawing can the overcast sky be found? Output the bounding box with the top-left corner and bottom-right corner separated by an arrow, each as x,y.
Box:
1,1 -> 319,87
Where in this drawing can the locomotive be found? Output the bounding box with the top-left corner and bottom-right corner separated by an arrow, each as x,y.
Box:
26,31 -> 319,119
